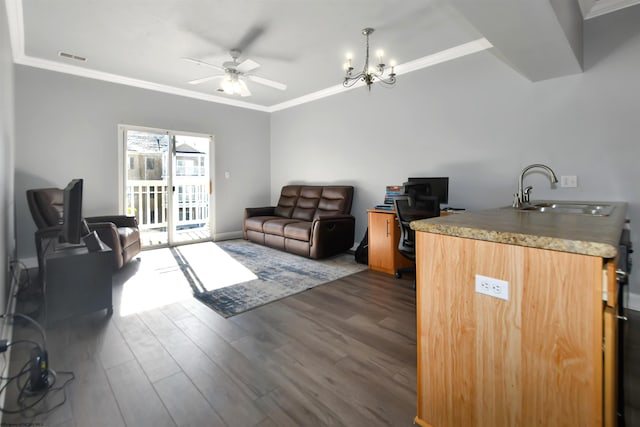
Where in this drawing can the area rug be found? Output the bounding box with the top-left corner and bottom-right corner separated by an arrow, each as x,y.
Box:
171,240 -> 367,318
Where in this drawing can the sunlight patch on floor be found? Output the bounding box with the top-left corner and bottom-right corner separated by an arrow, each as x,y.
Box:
119,242 -> 257,316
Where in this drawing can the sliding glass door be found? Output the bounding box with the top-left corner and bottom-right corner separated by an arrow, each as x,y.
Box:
120,126 -> 213,248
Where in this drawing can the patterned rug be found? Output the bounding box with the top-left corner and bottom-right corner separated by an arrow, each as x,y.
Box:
170,240 -> 366,318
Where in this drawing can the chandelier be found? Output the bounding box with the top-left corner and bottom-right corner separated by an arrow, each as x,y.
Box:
343,28 -> 397,91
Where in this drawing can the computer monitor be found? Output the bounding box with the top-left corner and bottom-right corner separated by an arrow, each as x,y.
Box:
405,177 -> 449,205
60,178 -> 84,244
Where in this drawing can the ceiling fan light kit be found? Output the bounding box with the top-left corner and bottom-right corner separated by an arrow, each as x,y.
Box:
220,71 -> 251,97
343,27 -> 397,91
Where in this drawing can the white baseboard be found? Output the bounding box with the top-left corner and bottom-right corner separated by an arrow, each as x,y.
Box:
213,231 -> 244,241
626,291 -> 640,311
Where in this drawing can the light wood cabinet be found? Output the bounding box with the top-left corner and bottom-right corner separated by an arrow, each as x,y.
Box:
367,209 -> 413,275
414,232 -> 618,427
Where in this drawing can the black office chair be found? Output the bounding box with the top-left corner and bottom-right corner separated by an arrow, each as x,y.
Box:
393,195 -> 440,285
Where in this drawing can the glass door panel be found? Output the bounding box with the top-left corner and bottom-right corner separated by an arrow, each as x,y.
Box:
125,129 -> 171,248
173,134 -> 211,244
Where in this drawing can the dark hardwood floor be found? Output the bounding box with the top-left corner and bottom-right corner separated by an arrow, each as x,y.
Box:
2,263 -> 640,426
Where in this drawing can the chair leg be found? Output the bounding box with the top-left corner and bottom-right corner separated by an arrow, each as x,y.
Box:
395,265 -> 416,280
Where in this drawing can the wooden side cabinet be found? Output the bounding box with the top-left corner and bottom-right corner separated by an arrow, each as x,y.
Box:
367,209 -> 413,275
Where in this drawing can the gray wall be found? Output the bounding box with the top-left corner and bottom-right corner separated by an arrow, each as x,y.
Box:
0,3 -> 16,314
271,8 -> 640,296
15,66 -> 271,263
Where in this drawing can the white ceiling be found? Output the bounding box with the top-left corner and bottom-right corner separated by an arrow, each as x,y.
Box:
5,0 -> 640,112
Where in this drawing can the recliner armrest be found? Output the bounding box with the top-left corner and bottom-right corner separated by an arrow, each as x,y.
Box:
86,222 -> 123,269
309,215 -> 355,257
86,215 -> 138,229
244,207 -> 276,218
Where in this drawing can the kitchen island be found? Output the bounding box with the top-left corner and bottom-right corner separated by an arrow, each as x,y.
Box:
410,201 -> 627,427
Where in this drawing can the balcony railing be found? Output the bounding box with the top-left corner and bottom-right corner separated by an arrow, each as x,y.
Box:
126,178 -> 210,231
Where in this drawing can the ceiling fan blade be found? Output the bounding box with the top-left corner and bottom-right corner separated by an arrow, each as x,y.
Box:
236,58 -> 260,73
247,75 -> 287,91
182,57 -> 225,72
188,75 -> 224,85
238,79 -> 252,97
236,26 -> 266,52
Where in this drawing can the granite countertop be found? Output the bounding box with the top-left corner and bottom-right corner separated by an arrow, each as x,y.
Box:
410,201 -> 628,258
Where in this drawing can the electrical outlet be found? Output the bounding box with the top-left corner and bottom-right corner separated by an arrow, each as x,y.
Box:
560,175 -> 578,188
475,274 -> 509,301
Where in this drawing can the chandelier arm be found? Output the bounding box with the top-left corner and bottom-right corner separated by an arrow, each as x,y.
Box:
343,75 -> 364,88
377,77 -> 397,86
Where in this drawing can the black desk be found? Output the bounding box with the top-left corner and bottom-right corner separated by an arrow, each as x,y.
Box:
43,240 -> 113,325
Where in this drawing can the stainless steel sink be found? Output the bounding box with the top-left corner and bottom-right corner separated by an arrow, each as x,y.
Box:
518,202 -> 615,216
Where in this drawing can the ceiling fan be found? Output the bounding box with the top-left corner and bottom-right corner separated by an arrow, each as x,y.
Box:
183,49 -> 287,97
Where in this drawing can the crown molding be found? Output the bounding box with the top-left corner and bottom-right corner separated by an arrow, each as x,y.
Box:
6,0 -> 491,113
14,55 -> 271,112
5,0 -> 24,60
268,38 -> 492,113
579,0 -> 640,19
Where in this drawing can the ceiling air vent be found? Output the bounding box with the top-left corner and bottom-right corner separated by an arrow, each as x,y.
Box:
58,51 -> 87,62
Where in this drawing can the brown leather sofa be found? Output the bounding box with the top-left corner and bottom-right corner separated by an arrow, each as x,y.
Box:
27,188 -> 141,271
243,185 -> 355,259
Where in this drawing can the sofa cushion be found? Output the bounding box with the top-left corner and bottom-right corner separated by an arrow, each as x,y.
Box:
284,221 -> 312,242
292,186 -> 322,221
244,216 -> 281,233
274,185 -> 300,218
263,218 -> 300,236
314,187 -> 353,219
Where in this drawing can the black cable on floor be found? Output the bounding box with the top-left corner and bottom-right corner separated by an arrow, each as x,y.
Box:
0,314 -> 75,417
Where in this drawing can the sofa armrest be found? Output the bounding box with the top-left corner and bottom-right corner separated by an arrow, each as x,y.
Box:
244,207 -> 276,219
86,215 -> 138,229
309,215 -> 356,258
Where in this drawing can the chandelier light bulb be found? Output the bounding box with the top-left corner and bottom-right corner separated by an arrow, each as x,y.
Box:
376,49 -> 384,64
345,52 -> 353,69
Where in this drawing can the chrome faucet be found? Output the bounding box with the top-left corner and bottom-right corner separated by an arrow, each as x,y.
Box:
513,164 -> 559,208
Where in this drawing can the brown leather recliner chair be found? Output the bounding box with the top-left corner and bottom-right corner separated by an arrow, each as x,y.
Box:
27,188 -> 141,273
